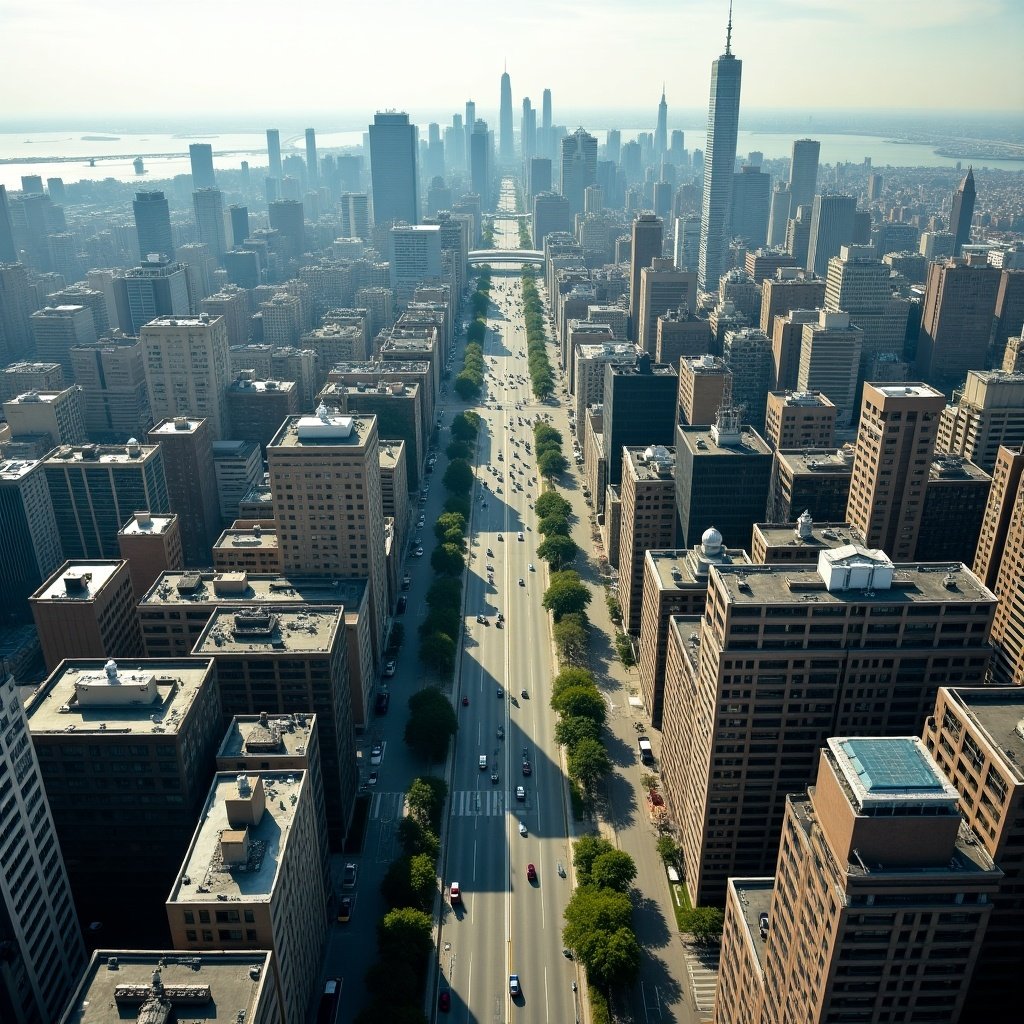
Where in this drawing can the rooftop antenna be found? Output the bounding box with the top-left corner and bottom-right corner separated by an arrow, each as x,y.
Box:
726,0 -> 734,55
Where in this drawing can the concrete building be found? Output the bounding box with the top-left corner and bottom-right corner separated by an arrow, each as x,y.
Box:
369,111 -> 418,226
148,417 -> 221,568
113,258 -> 190,337
660,546 -> 996,906
916,454 -> 991,564
796,310 -> 863,426
973,443 -> 1024,593
532,192 -> 571,249
70,337 -> 153,442
636,258 -> 697,357
389,224 -> 442,300
30,559 -> 143,671
0,359 -> 63,402
192,608 -> 357,845
677,353 -> 731,426
767,445 -> 855,524
715,737 -> 1000,1024
57,950 -> 282,1024
42,441 -> 169,560
26,658 -> 222,945
212,522 -> 282,574
202,286 -> 254,347
763,390 -> 836,450
379,438 -> 409,560
192,188 -> 227,259
654,308 -> 711,367
769,307 -> 818,393
133,189 -> 173,261
628,214 -> 664,340
675,413 -> 773,550
936,369 -> 1024,471
722,327 -> 773,430
29,305 -> 97,377
573,341 -> 636,426
259,294 -> 302,349
638,537 -> 750,727
225,375 -> 298,452
587,304 -> 628,342
166,772 -> 326,1023
743,247 -> 796,284
140,315 -> 231,441
806,193 -> 856,277
750,513 -> 861,564
845,382 -> 946,562
117,510 -> 183,599
212,439 -> 263,525
3,386 -> 85,448
923,688 -> 1024,1016
0,668 -> 85,1024
560,128 -> 598,218
619,446 -> 678,634
566,321 -> 617,394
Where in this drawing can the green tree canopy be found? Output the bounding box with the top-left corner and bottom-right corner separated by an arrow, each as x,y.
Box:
378,906 -> 434,964
542,571 -> 592,620
430,543 -> 465,577
443,458 -> 474,495
534,491 -> 572,519
408,852 -> 437,909
427,576 -> 462,611
450,411 -> 480,442
582,926 -> 642,988
572,833 -> 616,882
590,849 -> 638,893
656,835 -> 680,870
533,423 -> 563,447
538,449 -> 568,478
688,906 -> 725,944
406,776 -> 448,829
537,514 -> 571,538
554,714 -> 602,749
434,511 -> 466,543
454,371 -> 480,401
417,630 -> 456,679
551,685 -> 606,726
563,885 -> 632,953
397,816 -> 440,860
446,439 -> 472,462
568,736 -> 612,790
404,686 -> 457,758
552,612 -> 588,662
444,493 -> 471,520
553,666 -> 597,696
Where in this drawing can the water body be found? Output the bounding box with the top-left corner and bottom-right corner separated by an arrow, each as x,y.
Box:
1,125 -> 1021,191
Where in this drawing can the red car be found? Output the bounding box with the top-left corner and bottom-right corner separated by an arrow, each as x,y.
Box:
526,863 -> 537,883
438,990 -> 451,1011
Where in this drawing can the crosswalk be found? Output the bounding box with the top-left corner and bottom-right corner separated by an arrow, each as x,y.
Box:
683,940 -> 720,1021
369,789 -> 513,821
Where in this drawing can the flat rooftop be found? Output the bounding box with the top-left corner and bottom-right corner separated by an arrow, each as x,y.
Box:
33,561 -> 124,602
218,712 -> 316,760
44,443 -> 158,466
268,410 -> 374,449
776,447 -> 855,476
26,659 -> 214,735
169,772 -> 304,904
143,314 -> 222,329
379,440 -> 405,468
678,424 -> 772,457
942,688 -> 1024,785
227,378 -> 296,395
872,382 -> 944,400
0,457 -> 42,481
214,525 -> 278,550
830,736 -> 959,807
728,878 -> 775,972
625,445 -> 676,481
60,950 -> 274,1024
193,606 -> 343,655
330,359 -> 430,375
649,544 -> 749,590
119,513 -> 177,537
150,416 -> 206,436
668,615 -> 703,676
4,389 -> 69,405
576,342 -> 635,360
768,390 -> 835,409
928,455 -> 992,484
754,520 -> 861,552
141,571 -> 366,610
214,439 -> 260,459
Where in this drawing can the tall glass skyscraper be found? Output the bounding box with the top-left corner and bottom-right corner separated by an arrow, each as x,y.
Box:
500,69 -> 514,162
188,143 -> 216,190
266,128 -> 283,179
698,13 -> 742,291
369,111 -> 419,227
132,190 -> 173,261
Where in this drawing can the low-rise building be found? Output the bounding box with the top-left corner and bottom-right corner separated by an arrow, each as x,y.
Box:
117,510 -> 183,599
212,522 -> 282,573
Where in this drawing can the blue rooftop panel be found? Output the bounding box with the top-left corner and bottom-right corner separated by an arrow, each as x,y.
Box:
840,737 -> 944,794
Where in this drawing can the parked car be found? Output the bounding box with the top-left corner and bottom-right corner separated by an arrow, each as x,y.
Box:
374,692 -> 390,715
383,660 -> 396,677
342,863 -> 357,889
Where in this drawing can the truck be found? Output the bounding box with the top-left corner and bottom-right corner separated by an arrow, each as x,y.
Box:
638,736 -> 654,765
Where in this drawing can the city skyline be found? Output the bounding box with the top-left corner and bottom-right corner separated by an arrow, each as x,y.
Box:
1,0 -> 1022,122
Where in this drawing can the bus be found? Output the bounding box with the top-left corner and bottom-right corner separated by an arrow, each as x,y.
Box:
317,978 -> 342,1024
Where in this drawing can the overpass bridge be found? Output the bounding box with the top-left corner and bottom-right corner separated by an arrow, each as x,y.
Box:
468,249 -> 544,266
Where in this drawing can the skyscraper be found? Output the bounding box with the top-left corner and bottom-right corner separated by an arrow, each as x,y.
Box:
788,138 -> 820,215
521,97 -> 536,162
654,86 -> 668,158
698,9 -> 743,290
0,183 -> 16,262
950,166 -> 976,256
470,119 -> 491,207
192,187 -> 227,259
805,192 -> 856,276
188,143 -> 216,190
132,190 -> 173,261
464,100 -> 476,172
266,128 -> 283,179
369,111 -> 419,226
542,88 -> 552,157
113,257 -> 191,336
560,128 -> 597,218
499,68 -> 514,162
628,213 -> 664,339
305,128 -> 319,186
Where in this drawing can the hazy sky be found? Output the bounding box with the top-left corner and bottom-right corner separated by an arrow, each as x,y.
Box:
2,0 -> 1022,124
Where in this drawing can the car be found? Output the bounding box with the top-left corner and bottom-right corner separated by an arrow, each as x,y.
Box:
368,770 -> 379,786
497,533 -> 503,541
528,563 -> 535,572
375,692 -> 390,715
487,547 -> 494,556
516,785 -> 526,801
450,881 -> 461,903
476,613 -> 486,623
509,974 -> 520,996
413,535 -> 421,546
342,863 -> 358,889
462,695 -> 469,706
401,575 -> 411,591
417,517 -> 426,528
517,532 -> 524,541
337,895 -> 352,923
526,863 -> 537,882
522,760 -> 531,775
397,595 -> 408,613
383,660 -> 396,677
414,547 -> 424,557
497,611 -> 504,622
491,770 -> 499,783
486,563 -> 495,572
497,685 -> 504,697
759,911 -> 769,938
481,501 -> 488,508
438,990 -> 451,1012
370,744 -> 383,765
518,578 -> 525,586
478,754 -> 487,770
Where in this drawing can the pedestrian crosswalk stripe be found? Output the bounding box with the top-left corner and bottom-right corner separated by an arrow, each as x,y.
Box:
452,789 -> 506,816
370,792 -> 404,820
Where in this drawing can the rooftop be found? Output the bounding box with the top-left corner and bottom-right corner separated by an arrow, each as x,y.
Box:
379,440 -> 405,468
26,658 -> 214,735
0,456 -> 41,481
776,446 -> 856,476
754,519 -> 862,552
268,409 -> 374,449
32,561 -> 125,602
928,454 -> 991,484
169,772 -> 305,904
577,342 -> 636,361
226,378 -> 297,396
678,424 -> 772,457
871,382 -> 944,400
625,445 -> 676,481
830,736 -> 959,809
192,606 -> 343,655
118,511 -> 177,537
214,524 -> 278,550
768,390 -> 835,410
941,688 -> 1024,785
218,712 -> 316,760
142,314 -> 221,329
59,950 -> 274,1024
728,878 -> 775,972
43,442 -> 157,466
4,389 -> 73,406
649,541 -> 749,590
141,571 -> 366,613
213,439 -> 260,460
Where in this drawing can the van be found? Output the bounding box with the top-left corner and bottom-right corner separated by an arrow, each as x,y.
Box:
638,736 -> 654,765
478,754 -> 487,770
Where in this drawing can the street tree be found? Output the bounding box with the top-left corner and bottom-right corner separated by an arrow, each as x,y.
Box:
554,714 -> 602,749
417,631 -> 455,679
568,736 -> 611,790
404,685 -> 457,758
572,833 -> 616,882
552,666 -> 596,698
434,511 -> 466,543
563,885 -> 632,952
537,514 -> 571,538
542,571 -> 592,620
430,543 -> 464,577
688,906 -> 725,944
443,458 -> 474,495
590,849 -> 638,893
552,612 -> 588,662
378,906 -> 434,965
552,686 -> 606,726
538,449 -> 568,478
534,491 -> 571,519
583,927 -> 642,988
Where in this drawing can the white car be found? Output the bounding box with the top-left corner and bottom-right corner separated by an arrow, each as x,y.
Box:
517,532 -> 524,541
528,563 -> 535,572
383,660 -> 396,677
414,547 -> 424,557
370,744 -> 383,765
509,974 -> 520,996
516,785 -> 526,801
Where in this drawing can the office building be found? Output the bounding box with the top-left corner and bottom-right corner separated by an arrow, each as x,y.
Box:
189,143 -> 216,189
560,128 -> 597,218
193,607 -> 358,845
766,183 -> 791,247
0,359 -> 63,403
767,445 -> 854,524
743,247 -> 796,285
0,184 -> 16,262
43,441 -> 169,560
768,307 -> 818,393
573,341 -> 635,426
212,439 -> 263,524
266,128 -> 282,179
660,547 -> 996,906
26,657 -> 222,945
389,223 -> 442,297
29,304 -> 97,377
628,214 -> 663,340
3,386 -> 86,447
788,139 -> 820,214
225,375 -> 298,451
532,191 -> 571,248
0,455 -> 63,620
763,389 -> 836,450
675,412 -> 773,550
528,156 -> 552,199
722,327 -> 772,430
0,668 -> 84,1024
677,353 -> 731,426
637,259 -> 696,357
973,442 -> 1024,594
950,167 -> 976,256
806,193 -> 856,277
148,417 -> 221,567
113,257 -> 191,336
267,410 -> 386,655
750,513 -> 861,565
729,164 -> 770,248
845,382 -> 946,561
192,188 -> 227,260
796,310 -> 863,426
565,321 -> 616,393
994,269 -> 1024,360
132,189 -> 173,262
70,337 -> 153,442
715,737 -> 1000,1024
303,127 -> 318,187
916,453 -> 991,564
697,13 -> 742,290
369,112 -> 418,226
228,204 -> 249,248
58,950 -> 282,1024
212,522 -> 282,574
619,446 -> 678,634
469,119 -> 491,206
602,355 -> 677,487
117,510 -> 183,599
655,308 -> 711,366
268,199 -> 304,261
30,558 -> 141,671
140,314 -> 231,440
167,771 -> 326,1023
936,369 -> 1024,471
924,688 -> 1024,1016
916,257 -> 1003,391
202,286 -> 253,347
499,69 -> 514,162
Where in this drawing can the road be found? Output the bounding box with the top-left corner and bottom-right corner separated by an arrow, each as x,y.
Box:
436,181 -> 579,1023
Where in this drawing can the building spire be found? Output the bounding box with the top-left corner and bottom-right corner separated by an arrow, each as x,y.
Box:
726,0 -> 734,55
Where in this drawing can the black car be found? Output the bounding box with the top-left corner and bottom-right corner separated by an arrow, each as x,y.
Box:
375,692 -> 391,715
397,595 -> 408,613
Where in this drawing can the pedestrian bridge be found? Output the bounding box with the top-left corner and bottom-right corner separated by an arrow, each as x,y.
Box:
468,249 -> 544,266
